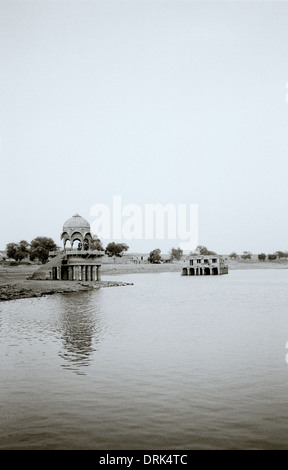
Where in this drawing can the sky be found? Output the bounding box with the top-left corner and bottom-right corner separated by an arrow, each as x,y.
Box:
1,0 -> 288,254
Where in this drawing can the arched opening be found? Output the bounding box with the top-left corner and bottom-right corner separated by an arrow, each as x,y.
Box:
212,267 -> 218,275
182,267 -> 188,276
189,268 -> 195,275
71,238 -> 83,250
204,267 -> 210,275
82,232 -> 92,251
64,240 -> 72,251
71,232 -> 84,251
61,232 -> 69,242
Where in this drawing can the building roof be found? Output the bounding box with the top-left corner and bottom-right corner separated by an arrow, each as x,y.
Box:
62,214 -> 90,232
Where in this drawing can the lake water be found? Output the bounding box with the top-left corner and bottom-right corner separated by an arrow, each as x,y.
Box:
1,269 -> 288,450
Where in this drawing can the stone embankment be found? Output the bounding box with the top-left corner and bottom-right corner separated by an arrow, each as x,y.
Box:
0,279 -> 133,302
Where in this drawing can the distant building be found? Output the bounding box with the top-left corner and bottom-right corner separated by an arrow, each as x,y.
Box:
123,253 -> 148,264
182,254 -> 228,276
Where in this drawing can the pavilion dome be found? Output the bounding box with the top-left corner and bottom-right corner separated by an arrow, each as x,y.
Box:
62,213 -> 90,232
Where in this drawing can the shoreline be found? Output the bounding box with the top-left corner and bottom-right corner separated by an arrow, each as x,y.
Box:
0,278 -> 134,302
0,259 -> 287,302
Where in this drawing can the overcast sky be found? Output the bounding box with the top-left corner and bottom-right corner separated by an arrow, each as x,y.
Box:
1,0 -> 288,254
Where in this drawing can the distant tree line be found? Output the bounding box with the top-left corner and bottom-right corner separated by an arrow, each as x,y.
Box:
6,237 -> 58,264
147,245 -> 217,264
147,247 -> 184,264
229,251 -> 288,261
5,237 -> 131,264
258,251 -> 288,261
7,236 -> 287,267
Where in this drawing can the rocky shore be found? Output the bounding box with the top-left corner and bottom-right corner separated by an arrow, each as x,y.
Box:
0,281 -> 134,302
0,265 -> 134,302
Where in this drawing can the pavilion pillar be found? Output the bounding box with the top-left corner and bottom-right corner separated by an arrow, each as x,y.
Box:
68,266 -> 73,281
75,266 -> 81,281
96,265 -> 101,281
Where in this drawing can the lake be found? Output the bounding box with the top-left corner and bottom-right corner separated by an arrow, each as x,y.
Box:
1,269 -> 288,449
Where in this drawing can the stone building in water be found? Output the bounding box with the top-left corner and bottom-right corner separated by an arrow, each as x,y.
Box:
32,214 -> 104,281
182,254 -> 228,276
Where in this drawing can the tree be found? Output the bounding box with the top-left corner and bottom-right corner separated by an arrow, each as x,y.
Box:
229,252 -> 238,260
268,253 -> 277,261
6,240 -> 30,261
148,248 -> 162,264
276,251 -> 288,259
258,253 -> 266,261
90,235 -> 104,251
6,243 -> 19,260
170,247 -> 183,261
241,251 -> 252,260
195,245 -> 217,255
29,237 -> 57,264
17,240 -> 30,261
105,242 -> 129,257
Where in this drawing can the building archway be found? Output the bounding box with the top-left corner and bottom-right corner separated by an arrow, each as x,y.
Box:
71,232 -> 84,250
64,240 -> 72,250
71,238 -> 83,250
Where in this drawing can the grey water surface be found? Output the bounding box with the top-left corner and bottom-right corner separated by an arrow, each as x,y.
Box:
1,269 -> 288,449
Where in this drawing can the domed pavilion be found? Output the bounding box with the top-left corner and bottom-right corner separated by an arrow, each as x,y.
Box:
50,214 -> 104,281
61,213 -> 92,251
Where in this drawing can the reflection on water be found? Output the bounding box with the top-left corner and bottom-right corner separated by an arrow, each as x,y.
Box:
56,293 -> 102,374
1,270 -> 288,449
0,289 -> 105,376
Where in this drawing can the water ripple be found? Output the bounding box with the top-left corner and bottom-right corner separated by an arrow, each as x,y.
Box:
1,271 -> 288,449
